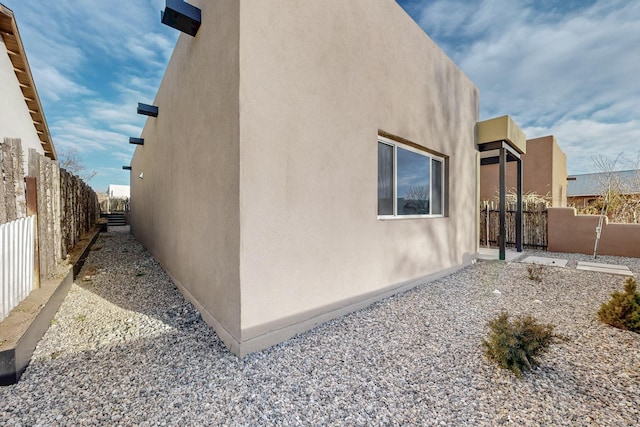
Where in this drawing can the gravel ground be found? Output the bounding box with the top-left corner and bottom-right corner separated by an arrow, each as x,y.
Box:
1,227 -> 639,426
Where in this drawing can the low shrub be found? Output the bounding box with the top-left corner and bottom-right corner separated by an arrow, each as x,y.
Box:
597,277 -> 640,333
482,311 -> 566,376
527,263 -> 543,282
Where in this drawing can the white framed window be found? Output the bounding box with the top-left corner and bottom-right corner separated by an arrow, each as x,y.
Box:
378,136 -> 445,218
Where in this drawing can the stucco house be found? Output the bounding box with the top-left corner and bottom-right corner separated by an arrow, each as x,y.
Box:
130,0 -> 521,356
0,3 -> 56,170
480,135 -> 567,207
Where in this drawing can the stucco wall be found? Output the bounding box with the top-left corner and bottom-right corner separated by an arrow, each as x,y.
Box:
238,0 -> 479,347
548,208 -> 640,258
132,0 -> 480,356
480,136 -> 567,206
0,36 -> 44,170
130,0 -> 242,345
550,136 -> 567,207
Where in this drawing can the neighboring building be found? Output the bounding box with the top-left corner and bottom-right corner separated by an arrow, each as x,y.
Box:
131,0 -> 481,356
480,135 -> 567,206
0,3 -> 56,170
107,184 -> 130,199
567,170 -> 640,207
102,184 -> 131,213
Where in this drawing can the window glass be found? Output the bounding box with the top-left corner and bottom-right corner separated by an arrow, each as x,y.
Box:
377,138 -> 445,217
397,147 -> 430,215
431,158 -> 443,215
377,142 -> 394,215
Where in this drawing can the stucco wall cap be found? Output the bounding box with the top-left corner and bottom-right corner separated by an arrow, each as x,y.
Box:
477,115 -> 526,154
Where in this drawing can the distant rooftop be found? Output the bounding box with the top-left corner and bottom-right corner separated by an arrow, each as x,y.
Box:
567,170 -> 640,197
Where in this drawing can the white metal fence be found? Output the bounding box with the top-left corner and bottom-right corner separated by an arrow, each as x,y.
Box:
0,215 -> 35,322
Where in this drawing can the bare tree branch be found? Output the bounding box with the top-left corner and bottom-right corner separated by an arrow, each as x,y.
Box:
587,153 -> 640,223
57,147 -> 96,182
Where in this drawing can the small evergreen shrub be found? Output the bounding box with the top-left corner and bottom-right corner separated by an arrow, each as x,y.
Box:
527,263 -> 543,282
597,277 -> 640,333
482,311 -> 565,376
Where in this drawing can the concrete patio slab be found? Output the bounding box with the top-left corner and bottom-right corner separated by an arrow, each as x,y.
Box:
576,261 -> 634,276
520,256 -> 568,267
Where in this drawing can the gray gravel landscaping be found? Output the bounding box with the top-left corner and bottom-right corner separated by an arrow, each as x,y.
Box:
1,227 -> 639,426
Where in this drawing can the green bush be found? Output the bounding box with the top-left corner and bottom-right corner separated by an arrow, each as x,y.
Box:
597,277 -> 640,333
482,311 -> 565,376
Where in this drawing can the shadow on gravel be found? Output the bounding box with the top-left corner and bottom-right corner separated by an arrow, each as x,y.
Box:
74,229 -> 216,342
4,234 -> 640,425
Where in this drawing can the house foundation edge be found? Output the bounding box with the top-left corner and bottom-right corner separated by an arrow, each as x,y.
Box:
163,255 -> 475,358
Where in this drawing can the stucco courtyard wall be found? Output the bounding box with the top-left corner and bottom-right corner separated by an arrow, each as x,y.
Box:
481,135 -> 567,206
237,0 -> 479,350
130,0 -> 241,344
132,0 -> 479,356
548,208 -> 640,258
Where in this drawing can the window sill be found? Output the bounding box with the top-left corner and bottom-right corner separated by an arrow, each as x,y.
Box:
377,215 -> 445,220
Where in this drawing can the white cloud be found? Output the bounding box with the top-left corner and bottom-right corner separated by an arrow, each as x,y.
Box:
3,0 -> 177,191
85,99 -> 143,127
411,0 -> 640,174
110,149 -> 136,164
6,0 -> 176,102
525,119 -> 640,173
112,123 -> 144,137
31,65 -> 92,102
51,120 -> 125,152
8,0 -> 637,192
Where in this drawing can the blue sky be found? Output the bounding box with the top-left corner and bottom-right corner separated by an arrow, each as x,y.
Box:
4,0 -> 640,192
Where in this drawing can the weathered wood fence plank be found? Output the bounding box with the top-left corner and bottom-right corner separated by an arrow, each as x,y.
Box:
8,143 -> 100,278
480,202 -> 548,249
1,138 -> 24,222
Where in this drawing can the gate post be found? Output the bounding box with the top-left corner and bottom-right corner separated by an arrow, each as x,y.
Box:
25,177 -> 40,288
516,157 -> 523,252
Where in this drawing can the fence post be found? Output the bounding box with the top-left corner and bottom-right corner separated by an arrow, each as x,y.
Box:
484,205 -> 489,247
516,158 -> 523,252
498,147 -> 507,260
25,177 -> 40,288
2,139 -> 18,222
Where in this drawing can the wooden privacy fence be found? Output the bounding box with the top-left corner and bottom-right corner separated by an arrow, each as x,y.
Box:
100,196 -> 130,213
480,201 -> 548,249
28,148 -> 62,277
28,148 -> 99,276
0,138 -> 99,315
0,216 -> 35,322
59,166 -> 100,259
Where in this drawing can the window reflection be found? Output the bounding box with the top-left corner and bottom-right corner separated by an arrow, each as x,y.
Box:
377,139 -> 445,217
397,147 -> 430,215
377,143 -> 394,215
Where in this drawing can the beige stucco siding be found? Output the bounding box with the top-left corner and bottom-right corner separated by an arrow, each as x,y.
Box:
551,137 -> 568,207
131,0 -> 242,343
132,0 -> 480,355
238,0 -> 479,337
480,135 -> 567,207
0,36 -> 44,168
